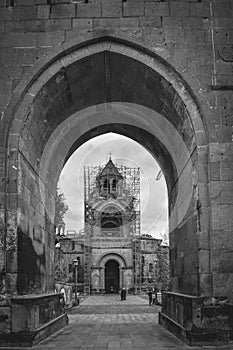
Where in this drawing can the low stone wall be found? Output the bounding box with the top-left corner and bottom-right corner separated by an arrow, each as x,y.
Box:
159,291 -> 233,346
0,293 -> 68,347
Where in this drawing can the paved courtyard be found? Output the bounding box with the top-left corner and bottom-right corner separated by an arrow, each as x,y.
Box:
17,295 -> 233,350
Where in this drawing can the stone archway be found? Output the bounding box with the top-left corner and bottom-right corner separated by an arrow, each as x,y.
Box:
93,201 -> 124,237
98,253 -> 127,291
1,35 -> 211,344
105,260 -> 120,293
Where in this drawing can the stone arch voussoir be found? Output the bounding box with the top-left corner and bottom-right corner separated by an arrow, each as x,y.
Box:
5,30 -> 207,151
98,253 -> 127,269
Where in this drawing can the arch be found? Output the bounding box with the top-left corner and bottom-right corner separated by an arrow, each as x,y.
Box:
93,199 -> 128,215
105,260 -> 120,293
99,253 -> 128,292
4,37 -> 207,154
101,214 -> 122,236
2,31 -> 207,143
98,253 -> 127,269
1,34 -> 209,298
101,216 -> 122,229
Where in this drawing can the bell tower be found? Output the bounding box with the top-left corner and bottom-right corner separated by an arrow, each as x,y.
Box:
83,156 -> 141,294
96,156 -> 123,199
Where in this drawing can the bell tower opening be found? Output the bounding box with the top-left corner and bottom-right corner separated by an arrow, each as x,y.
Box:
105,260 -> 119,293
101,207 -> 123,236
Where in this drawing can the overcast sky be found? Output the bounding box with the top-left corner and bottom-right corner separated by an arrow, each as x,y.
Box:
58,133 -> 168,239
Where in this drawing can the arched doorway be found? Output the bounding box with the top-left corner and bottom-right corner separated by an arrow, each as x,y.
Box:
1,34 -> 210,344
98,253 -> 127,291
105,260 -> 119,293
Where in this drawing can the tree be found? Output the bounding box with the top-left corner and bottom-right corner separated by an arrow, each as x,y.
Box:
159,230 -> 169,246
55,188 -> 69,231
54,189 -> 70,281
55,253 -> 70,282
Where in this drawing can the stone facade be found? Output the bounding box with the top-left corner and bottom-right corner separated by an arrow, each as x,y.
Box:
55,158 -> 169,294
55,234 -> 169,294
0,0 -> 233,346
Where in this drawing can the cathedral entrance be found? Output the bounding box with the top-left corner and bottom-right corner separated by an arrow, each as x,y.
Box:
105,260 -> 119,293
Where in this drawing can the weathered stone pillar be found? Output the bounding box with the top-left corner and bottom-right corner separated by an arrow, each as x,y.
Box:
100,267 -> 105,290
0,153 -> 68,347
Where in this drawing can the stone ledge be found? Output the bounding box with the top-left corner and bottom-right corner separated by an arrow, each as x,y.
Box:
11,292 -> 63,304
0,292 -> 67,347
0,313 -> 68,348
159,311 -> 233,346
159,291 -> 233,346
162,290 -> 201,299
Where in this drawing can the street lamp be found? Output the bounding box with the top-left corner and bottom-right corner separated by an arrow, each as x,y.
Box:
73,259 -> 78,306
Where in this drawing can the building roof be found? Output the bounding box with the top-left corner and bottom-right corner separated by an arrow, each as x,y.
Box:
97,158 -> 123,179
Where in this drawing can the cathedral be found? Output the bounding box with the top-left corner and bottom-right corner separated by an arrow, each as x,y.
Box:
55,157 -> 169,294
2,1 -> 233,345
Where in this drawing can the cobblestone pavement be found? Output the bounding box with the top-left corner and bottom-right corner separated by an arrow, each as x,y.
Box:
16,295 -> 233,350
67,294 -> 159,324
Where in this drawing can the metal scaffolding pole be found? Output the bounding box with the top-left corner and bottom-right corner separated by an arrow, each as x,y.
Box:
117,164 -> 141,293
83,164 -> 102,294
83,161 -> 141,294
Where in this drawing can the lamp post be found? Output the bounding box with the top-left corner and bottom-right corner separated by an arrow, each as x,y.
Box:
73,259 -> 78,306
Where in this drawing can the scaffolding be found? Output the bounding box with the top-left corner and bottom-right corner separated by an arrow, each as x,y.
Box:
83,166 -> 100,294
117,165 -> 141,237
83,161 -> 141,294
117,164 -> 141,292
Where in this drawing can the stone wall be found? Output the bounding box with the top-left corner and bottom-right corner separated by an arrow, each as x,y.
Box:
140,237 -> 170,291
55,235 -> 169,292
160,291 -> 233,345
0,1 -> 233,344
0,292 -> 68,347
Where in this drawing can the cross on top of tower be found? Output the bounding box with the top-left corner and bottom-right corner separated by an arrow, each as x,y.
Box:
108,151 -> 112,160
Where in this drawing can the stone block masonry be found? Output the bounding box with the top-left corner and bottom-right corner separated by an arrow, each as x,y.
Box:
0,0 -> 233,347
0,1 -> 231,293
0,0 -> 228,100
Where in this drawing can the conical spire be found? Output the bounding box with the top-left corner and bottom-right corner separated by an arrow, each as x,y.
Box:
98,155 -> 122,178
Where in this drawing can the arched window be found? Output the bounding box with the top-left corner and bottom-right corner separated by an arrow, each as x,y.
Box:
101,209 -> 123,235
103,179 -> 108,190
112,179 -> 117,191
102,219 -> 118,229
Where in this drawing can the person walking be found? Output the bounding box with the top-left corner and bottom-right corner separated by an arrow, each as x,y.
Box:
153,287 -> 158,305
120,288 -> 124,301
148,290 -> 152,306
122,287 -> 126,300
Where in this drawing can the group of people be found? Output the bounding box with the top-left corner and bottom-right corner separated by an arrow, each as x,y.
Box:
119,287 -> 158,305
147,288 -> 158,306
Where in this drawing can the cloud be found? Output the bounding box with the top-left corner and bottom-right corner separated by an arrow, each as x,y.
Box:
59,133 -> 168,237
